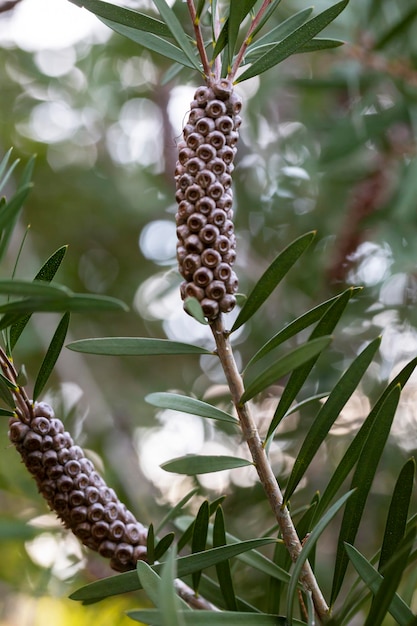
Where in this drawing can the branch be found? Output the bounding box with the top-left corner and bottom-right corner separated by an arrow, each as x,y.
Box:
186,0 -> 212,80
229,0 -> 274,82
211,316 -> 329,622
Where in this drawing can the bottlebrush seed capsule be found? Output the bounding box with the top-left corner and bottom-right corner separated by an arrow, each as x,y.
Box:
8,402 -> 147,573
175,82 -> 240,321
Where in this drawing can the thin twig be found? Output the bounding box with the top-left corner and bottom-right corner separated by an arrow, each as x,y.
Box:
211,316 -> 329,622
229,0 -> 274,82
187,0 -> 212,81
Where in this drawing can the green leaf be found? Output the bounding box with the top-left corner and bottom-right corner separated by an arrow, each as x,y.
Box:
161,455 -> 252,475
67,337 -> 212,356
127,610 -> 301,625
0,184 -> 32,233
0,149 -> 18,195
231,232 -> 315,332
267,288 -> 355,442
213,506 -> 237,611
296,38 -> 344,54
0,407 -> 16,417
70,0 -> 172,37
177,496 -> 226,552
236,0 -> 349,82
154,533 -> 175,562
284,337 -> 381,503
192,501 -> 209,593
365,528 -> 417,626
70,538 -> 277,603
345,543 -> 416,626
374,6 -> 417,50
9,245 -> 68,350
227,0 -> 258,65
312,357 -> 417,524
379,458 -> 415,571
146,392 -> 237,425
286,490 -> 354,624
159,545 -> 187,626
0,295 -> 127,330
33,312 -> 70,401
136,561 -> 161,611
100,18 -> 197,68
0,280 -> 71,298
245,290 -> 358,370
0,373 -> 16,408
156,487 -> 199,535
330,384 -> 401,605
147,523 -> 155,566
245,8 -> 314,61
184,297 -> 209,325
241,336 -> 332,405
151,0 -> 201,70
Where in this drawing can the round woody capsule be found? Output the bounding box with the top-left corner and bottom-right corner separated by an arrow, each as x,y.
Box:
194,85 -> 214,105
195,117 -> 215,136
186,132 -> 204,151
187,213 -> 207,232
220,294 -> 237,313
201,298 -> 219,320
206,280 -> 226,301
186,157 -> 205,175
184,282 -> 205,301
188,107 -> 206,125
31,416 -> 50,435
195,169 -> 216,189
193,267 -> 213,288
201,248 -> 222,268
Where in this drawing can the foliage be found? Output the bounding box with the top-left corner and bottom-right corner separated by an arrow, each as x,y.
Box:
0,0 -> 417,625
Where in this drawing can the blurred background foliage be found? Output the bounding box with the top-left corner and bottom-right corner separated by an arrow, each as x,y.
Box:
1,0 -> 417,624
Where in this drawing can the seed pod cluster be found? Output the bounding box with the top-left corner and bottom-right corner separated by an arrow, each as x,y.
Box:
8,402 -> 147,572
176,79 -> 241,322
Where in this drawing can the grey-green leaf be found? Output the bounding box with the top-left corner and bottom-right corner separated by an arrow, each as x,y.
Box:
70,537 -> 277,603
286,490 -> 354,624
241,336 -> 332,404
67,337 -> 212,356
33,313 -> 70,401
312,357 -> 417,525
151,0 -> 201,70
161,455 -> 252,475
379,458 -> 415,571
345,543 -> 416,626
0,280 -> 71,298
9,245 -> 68,350
70,0 -> 172,37
213,506 -> 237,611
330,384 -> 401,605
231,231 -> 315,332
184,297 -> 209,325
192,501 -> 209,593
284,337 -> 381,503
146,392 -> 237,424
236,0 -> 349,82
127,610 -> 302,625
227,0 -> 258,65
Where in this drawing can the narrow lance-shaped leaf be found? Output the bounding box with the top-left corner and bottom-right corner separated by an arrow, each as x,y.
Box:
0,280 -> 70,297
183,297 -> 208,325
236,0 -> 349,82
146,392 -> 237,425
284,337 -> 381,503
245,7 -> 314,61
0,373 -> 16,409
231,231 -> 315,332
192,501 -> 209,593
286,490 -> 355,625
154,533 -> 175,562
146,523 -> 155,566
296,38 -> 344,54
345,543 -> 417,626
159,545 -> 186,626
241,336 -> 332,405
245,289 -> 360,370
33,312 -> 70,401
69,0 -> 172,37
151,0 -> 201,71
374,5 -> 417,50
0,184 -> 32,234
213,506 -> 237,610
330,384 -> 401,605
0,149 -> 18,195
70,537 -> 277,603
365,528 -> 417,626
312,357 -> 417,525
99,19 -> 197,69
9,245 -> 67,350
156,487 -> 199,535
0,293 -> 127,316
177,496 -> 226,552
161,455 -> 253,475
379,458 -> 415,571
127,610 -> 303,625
67,337 -> 212,356
227,0 -> 258,65
267,288 -> 355,442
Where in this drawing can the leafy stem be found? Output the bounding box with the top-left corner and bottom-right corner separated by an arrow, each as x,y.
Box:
186,0 -> 211,80
210,316 -> 329,622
